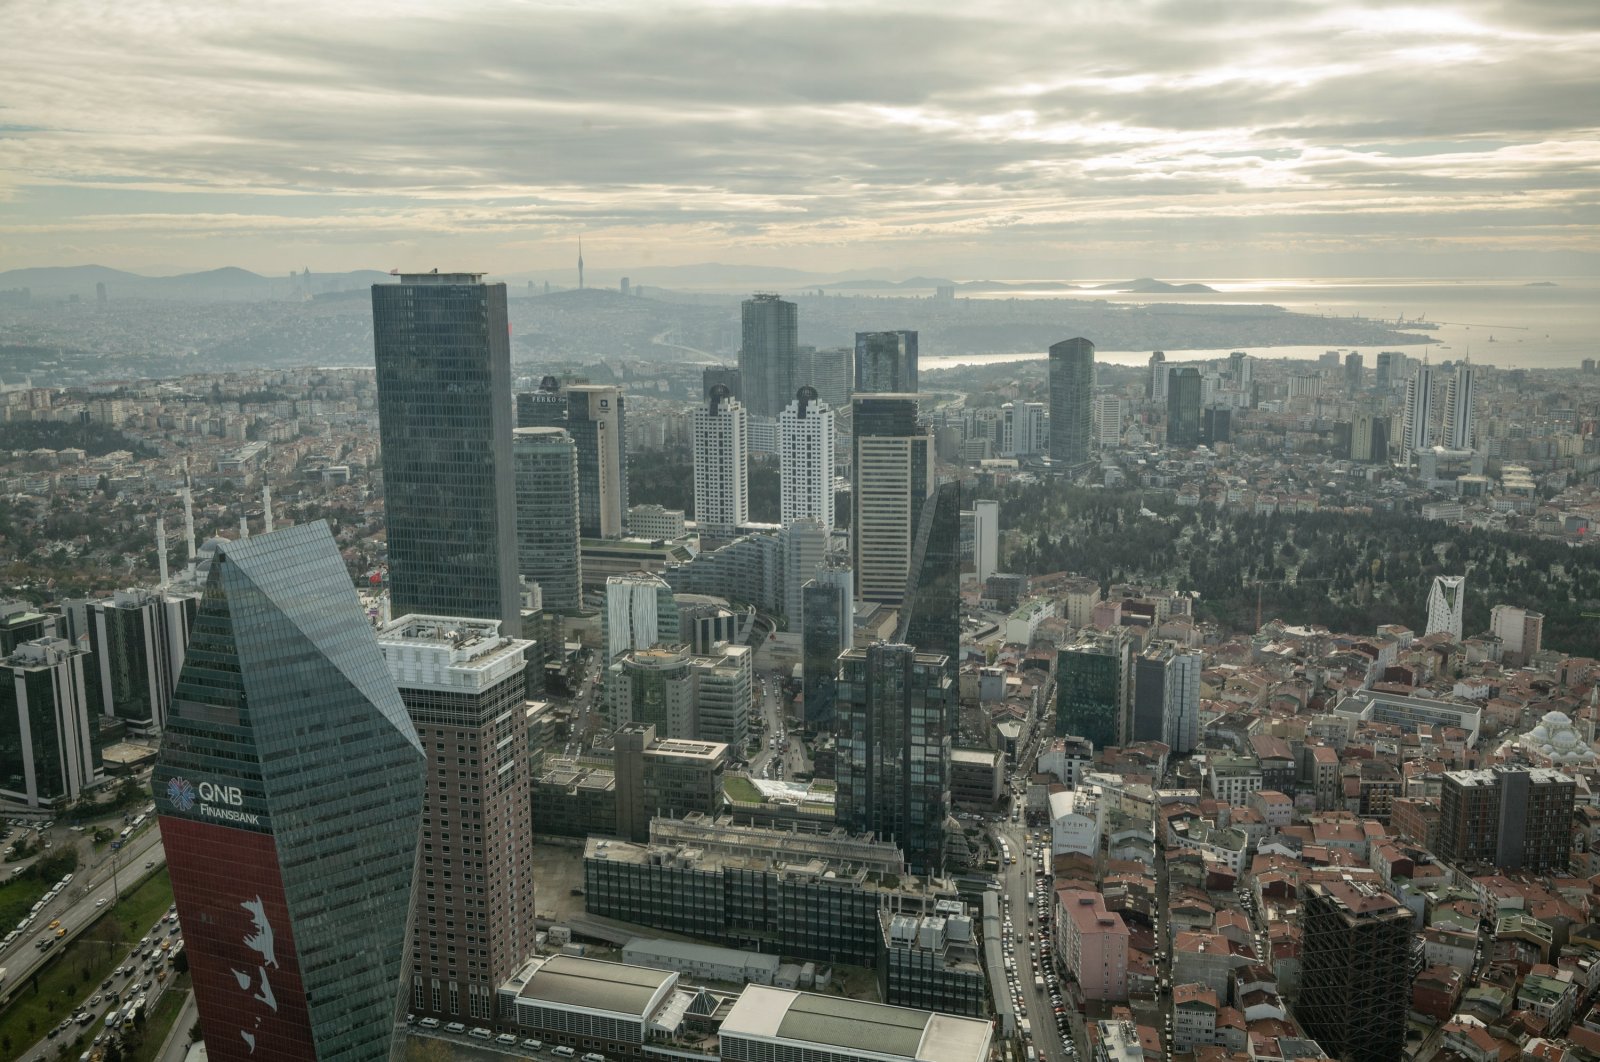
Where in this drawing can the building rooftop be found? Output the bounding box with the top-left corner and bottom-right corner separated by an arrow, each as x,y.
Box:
720,984 -> 990,1062
514,954 -> 675,1018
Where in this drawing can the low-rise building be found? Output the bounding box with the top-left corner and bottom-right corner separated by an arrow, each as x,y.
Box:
719,984 -> 992,1062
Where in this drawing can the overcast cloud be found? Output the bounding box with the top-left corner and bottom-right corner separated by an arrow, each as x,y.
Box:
1,0 -> 1597,276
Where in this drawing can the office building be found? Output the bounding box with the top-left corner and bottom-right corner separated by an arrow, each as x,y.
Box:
702,365 -> 741,402
154,523 -> 425,1062
1426,574 -> 1466,641
783,518 -> 829,623
1056,632 -> 1129,748
606,642 -> 751,749
512,427 -> 583,613
835,643 -> 953,875
0,601 -> 50,655
878,904 -> 986,1017
1402,362 -> 1435,456
898,481 -> 962,682
1057,890 -> 1129,1002
604,573 -> 679,662
1375,351 -> 1401,391
1297,881 -> 1412,1062
693,385 -> 749,538
1437,766 -> 1576,871
496,954 -> 680,1059
779,387 -> 836,534
1491,604 -> 1544,667
83,587 -> 199,735
1351,412 -> 1388,463
377,616 -> 534,1024
801,564 -> 853,731
1344,351 -> 1364,394
1132,643 -> 1200,754
567,385 -> 629,539
613,723 -> 728,843
971,499 -> 999,584
1443,361 -> 1477,450
1227,350 -> 1251,390
1095,394 -> 1124,448
741,294 -> 799,417
804,346 -> 853,412
0,638 -> 97,808
851,395 -> 934,606
720,985 -> 991,1062
1149,350 -> 1167,402
1000,400 -> 1047,457
373,272 -> 521,636
855,330 -> 918,394
1166,366 -> 1202,448
627,504 -> 687,542
1049,338 -> 1094,464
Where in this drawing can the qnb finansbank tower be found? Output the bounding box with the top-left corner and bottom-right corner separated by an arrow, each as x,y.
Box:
152,522 -> 425,1062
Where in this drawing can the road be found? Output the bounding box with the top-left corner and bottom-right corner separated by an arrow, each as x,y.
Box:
1,823 -> 168,996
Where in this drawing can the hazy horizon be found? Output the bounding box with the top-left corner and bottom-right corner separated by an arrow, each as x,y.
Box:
3,1 -> 1597,278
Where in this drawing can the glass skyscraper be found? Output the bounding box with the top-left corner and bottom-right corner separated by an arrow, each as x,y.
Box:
1167,366 -> 1203,448
512,426 -> 583,612
899,480 -> 962,720
835,643 -> 952,875
1048,337 -> 1095,464
372,273 -> 521,637
854,330 -> 919,394
518,380 -> 628,539
851,395 -> 933,606
1056,634 -> 1128,749
740,294 -> 799,417
800,564 -> 852,731
153,523 -> 425,1062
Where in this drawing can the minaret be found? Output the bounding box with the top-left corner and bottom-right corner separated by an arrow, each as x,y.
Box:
262,483 -> 274,534
156,517 -> 170,589
578,235 -> 585,291
181,486 -> 196,560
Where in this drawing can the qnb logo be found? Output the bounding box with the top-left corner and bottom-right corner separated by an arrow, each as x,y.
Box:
167,777 -> 197,813
198,781 -> 245,806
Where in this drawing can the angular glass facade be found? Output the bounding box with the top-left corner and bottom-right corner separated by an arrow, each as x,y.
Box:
899,480 -> 962,722
1167,366 -> 1203,448
512,427 -> 583,612
1056,642 -> 1124,749
372,274 -> 520,636
153,523 -> 425,1062
835,644 -> 952,875
801,579 -> 846,731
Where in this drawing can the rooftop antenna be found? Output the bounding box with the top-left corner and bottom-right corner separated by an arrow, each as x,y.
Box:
156,517 -> 169,589
262,483 -> 274,534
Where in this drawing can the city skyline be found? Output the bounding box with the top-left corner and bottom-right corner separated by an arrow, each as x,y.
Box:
2,2 -> 1597,276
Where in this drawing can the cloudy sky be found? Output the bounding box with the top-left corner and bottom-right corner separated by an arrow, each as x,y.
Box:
2,0 -> 1597,278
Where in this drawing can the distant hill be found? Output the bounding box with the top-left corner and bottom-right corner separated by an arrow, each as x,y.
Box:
1089,278 -> 1217,293
0,265 -> 394,301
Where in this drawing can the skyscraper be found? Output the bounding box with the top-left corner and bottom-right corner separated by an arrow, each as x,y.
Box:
373,273 -> 520,636
1442,361 -> 1476,450
804,346 -> 853,412
779,387 -> 836,534
741,294 -> 799,417
801,563 -> 853,731
1166,366 -> 1202,448
604,572 -> 679,662
851,395 -> 934,606
702,365 -> 742,402
1344,351 -> 1364,394
376,616 -> 534,1025
1402,362 -> 1435,456
0,637 -> 97,808
1048,338 -> 1094,464
1227,351 -> 1251,391
82,587 -> 198,735
1149,350 -> 1167,402
154,523 -> 425,1062
1056,632 -> 1130,748
971,499 -> 999,585
855,331 -> 919,394
1095,395 -> 1124,448
565,385 -> 629,539
835,643 -> 952,875
899,482 -> 962,688
512,427 -> 583,613
1297,881 -> 1413,1062
1132,644 -> 1200,753
693,385 -> 749,538
1374,350 -> 1401,392
1426,574 -> 1466,641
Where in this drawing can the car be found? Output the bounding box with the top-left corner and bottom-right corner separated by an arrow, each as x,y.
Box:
144,860 -> 155,869
95,898 -> 107,908
419,1016 -> 441,1029
444,1022 -> 467,1034
49,919 -> 61,929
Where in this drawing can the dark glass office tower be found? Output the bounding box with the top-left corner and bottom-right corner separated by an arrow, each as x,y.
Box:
1048,337 -> 1094,464
801,569 -> 850,732
1297,881 -> 1412,1062
740,293 -> 798,416
518,379 -> 628,539
373,273 -> 520,637
84,588 -> 198,735
855,331 -> 919,394
512,427 -> 583,612
153,523 -> 425,1062
899,481 -> 962,726
835,643 -> 952,875
1056,635 -> 1127,748
1167,366 -> 1203,448
0,638 -> 96,807
702,365 -> 742,401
